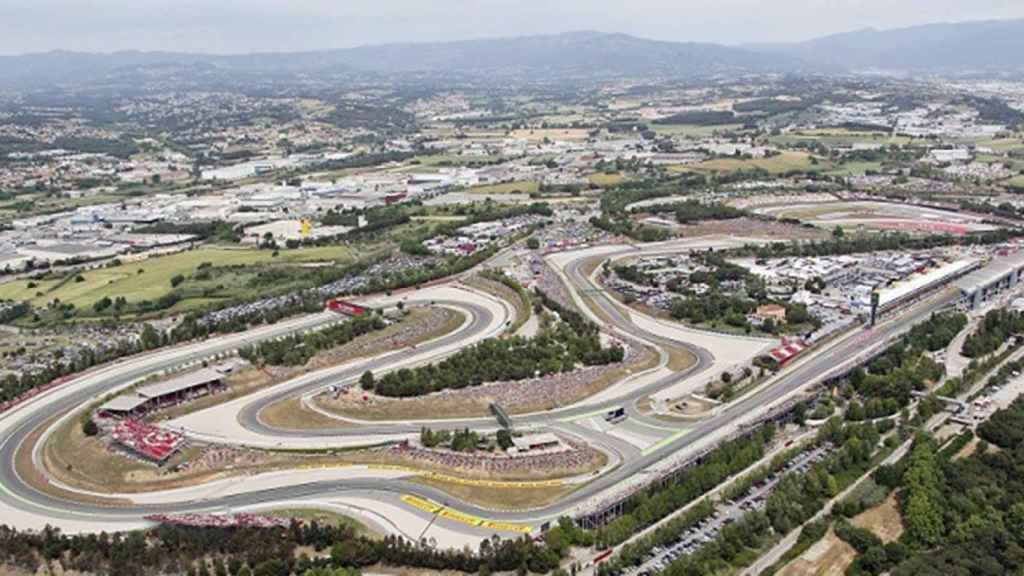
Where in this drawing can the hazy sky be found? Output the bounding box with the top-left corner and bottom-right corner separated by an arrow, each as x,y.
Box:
4,0 -> 1024,55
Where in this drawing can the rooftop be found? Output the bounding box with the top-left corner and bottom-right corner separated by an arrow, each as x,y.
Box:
136,368 -> 224,399
954,252 -> 1024,294
99,394 -> 149,413
511,432 -> 561,450
879,258 -> 979,307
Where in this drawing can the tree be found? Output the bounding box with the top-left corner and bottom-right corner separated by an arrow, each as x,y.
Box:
82,418 -> 99,436
141,323 -> 162,350
93,296 -> 113,312
496,429 -> 514,450
359,371 -> 375,391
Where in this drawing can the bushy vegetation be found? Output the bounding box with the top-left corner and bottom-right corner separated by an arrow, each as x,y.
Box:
653,110 -> 737,126
856,413 -> 1024,576
961,308 -> 1024,358
596,424 -> 776,548
641,199 -> 745,224
239,314 -> 387,367
371,317 -> 623,397
736,229 -> 1023,259
0,517 -> 591,576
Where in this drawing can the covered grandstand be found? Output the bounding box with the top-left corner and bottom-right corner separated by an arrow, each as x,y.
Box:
875,258 -> 980,314
954,252 -> 1024,310
98,368 -> 225,418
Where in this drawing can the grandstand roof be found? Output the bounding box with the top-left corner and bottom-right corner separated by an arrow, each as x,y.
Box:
954,252 -> 1024,294
878,258 -> 978,307
100,394 -> 149,413
136,368 -> 223,399
512,432 -> 561,450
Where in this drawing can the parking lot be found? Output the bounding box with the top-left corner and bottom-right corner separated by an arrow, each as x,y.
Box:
626,444 -> 832,576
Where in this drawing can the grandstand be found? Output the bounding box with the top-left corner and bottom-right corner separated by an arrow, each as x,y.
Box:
510,433 -> 562,453
98,368 -> 225,418
955,252 -> 1024,310
111,420 -> 185,464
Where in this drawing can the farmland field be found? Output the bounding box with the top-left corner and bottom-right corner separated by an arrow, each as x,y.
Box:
668,151 -> 829,175
0,245 -> 355,313
467,180 -> 539,195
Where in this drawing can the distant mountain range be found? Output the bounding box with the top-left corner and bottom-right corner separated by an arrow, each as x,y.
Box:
748,18 -> 1024,72
3,19 -> 1024,88
0,31 -> 807,88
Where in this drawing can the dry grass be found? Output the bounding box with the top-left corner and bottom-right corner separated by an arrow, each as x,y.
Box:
588,172 -> 627,187
463,275 -> 529,333
318,391 -> 492,420
510,128 -> 591,142
953,437 -> 980,461
16,413 -> 131,506
162,307 -> 462,426
340,446 -> 606,483
669,151 -> 829,175
669,216 -> 828,241
853,492 -> 904,543
672,395 -> 717,416
666,344 -> 697,371
412,476 -> 579,511
40,412 -> 331,494
316,342 -> 660,421
260,397 -> 351,429
778,528 -> 857,576
266,508 -> 380,538
467,181 -> 539,195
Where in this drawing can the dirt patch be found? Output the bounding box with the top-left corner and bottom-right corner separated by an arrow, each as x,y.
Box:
778,528 -> 857,576
853,492 -> 904,543
954,437 -> 980,461
266,508 -> 380,538
671,395 -> 717,416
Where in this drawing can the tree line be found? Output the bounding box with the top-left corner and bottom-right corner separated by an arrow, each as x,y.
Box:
368,318 -> 623,398
961,308 -> 1024,358
0,514 -> 595,576
239,314 -> 387,367
734,229 -> 1024,260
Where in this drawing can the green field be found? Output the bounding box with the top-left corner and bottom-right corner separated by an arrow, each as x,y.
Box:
668,151 -> 829,175
467,180 -> 539,195
587,172 -> 628,187
0,245 -> 355,314
1004,175 -> 1024,191
824,161 -> 884,177
769,131 -> 911,148
410,153 -> 514,167
651,124 -> 744,137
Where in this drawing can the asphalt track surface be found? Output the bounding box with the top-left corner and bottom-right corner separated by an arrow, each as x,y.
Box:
0,244 -> 960,531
